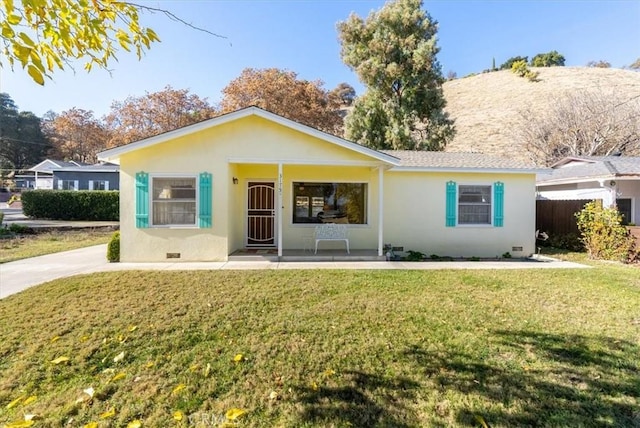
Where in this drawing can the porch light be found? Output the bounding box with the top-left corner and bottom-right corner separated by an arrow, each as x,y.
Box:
232,177 -> 239,185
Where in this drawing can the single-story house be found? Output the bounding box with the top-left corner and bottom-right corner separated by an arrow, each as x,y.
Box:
17,160 -> 119,190
22,159 -> 85,189
98,107 -> 542,262
52,162 -> 120,191
536,155 -> 640,225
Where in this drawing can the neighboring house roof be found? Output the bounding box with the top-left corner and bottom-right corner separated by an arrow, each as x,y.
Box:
537,156 -> 640,184
29,159 -> 84,173
98,106 -> 401,166
53,162 -> 120,173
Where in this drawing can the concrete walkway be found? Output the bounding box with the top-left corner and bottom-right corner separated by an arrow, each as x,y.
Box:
0,244 -> 590,299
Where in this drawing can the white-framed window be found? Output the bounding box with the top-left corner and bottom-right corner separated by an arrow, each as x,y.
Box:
58,180 -> 78,191
292,182 -> 367,224
458,185 -> 492,225
151,176 -> 197,226
89,180 -> 109,191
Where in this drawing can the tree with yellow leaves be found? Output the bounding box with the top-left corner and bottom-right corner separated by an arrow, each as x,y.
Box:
1,0 -> 163,84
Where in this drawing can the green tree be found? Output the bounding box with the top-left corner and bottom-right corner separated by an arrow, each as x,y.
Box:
587,60 -> 611,68
500,56 -> 529,70
576,201 -> 635,262
338,0 -> 454,150
0,93 -> 51,173
329,82 -> 356,107
530,50 -> 565,67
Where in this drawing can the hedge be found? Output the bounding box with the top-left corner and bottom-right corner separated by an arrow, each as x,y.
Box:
22,190 -> 119,221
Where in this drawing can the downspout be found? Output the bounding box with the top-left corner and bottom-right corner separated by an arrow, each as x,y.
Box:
277,163 -> 283,258
378,166 -> 384,257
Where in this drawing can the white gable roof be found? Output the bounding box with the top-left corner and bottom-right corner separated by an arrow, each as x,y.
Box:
98,106 -> 400,166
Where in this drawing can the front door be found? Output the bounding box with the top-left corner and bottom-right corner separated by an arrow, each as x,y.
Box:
246,181 -> 275,247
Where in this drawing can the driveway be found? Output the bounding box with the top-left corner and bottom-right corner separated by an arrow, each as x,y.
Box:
0,245 -> 590,299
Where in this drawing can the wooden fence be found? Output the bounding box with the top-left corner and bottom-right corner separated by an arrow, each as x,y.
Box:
536,200 -> 591,236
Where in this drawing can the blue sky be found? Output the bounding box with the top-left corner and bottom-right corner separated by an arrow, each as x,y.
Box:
2,0 -> 639,118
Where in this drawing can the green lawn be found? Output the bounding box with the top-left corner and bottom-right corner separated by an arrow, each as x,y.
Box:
0,265 -> 638,427
0,229 -> 113,263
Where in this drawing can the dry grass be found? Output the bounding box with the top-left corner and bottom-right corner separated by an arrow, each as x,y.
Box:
442,67 -> 640,164
0,229 -> 113,263
0,267 -> 639,427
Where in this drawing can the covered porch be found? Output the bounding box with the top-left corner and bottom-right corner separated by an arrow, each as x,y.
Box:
227,159 -> 390,259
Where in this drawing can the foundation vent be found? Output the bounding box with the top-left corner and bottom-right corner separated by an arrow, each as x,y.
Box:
512,246 -> 523,252
166,253 -> 181,259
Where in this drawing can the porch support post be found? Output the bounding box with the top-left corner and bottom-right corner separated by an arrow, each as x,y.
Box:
277,163 -> 283,257
378,165 -> 384,257
34,170 -> 38,189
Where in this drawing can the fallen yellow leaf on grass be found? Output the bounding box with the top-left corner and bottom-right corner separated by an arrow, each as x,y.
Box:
172,384 -> 186,395
22,396 -> 37,406
203,363 -> 211,378
474,414 -> 490,428
173,411 -> 183,421
323,369 -> 336,377
50,336 -> 60,343
83,423 -> 98,428
3,420 -> 34,427
144,361 -> 155,369
6,394 -> 26,409
50,356 -> 70,365
113,351 -> 125,363
127,419 -> 142,428
311,382 -> 318,391
111,372 -> 126,382
128,325 -> 138,332
100,408 -> 116,419
225,408 -> 246,420
233,354 -> 244,363
189,364 -> 199,372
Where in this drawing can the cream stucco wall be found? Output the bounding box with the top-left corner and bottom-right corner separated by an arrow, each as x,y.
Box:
383,172 -> 537,258
119,115 -> 381,262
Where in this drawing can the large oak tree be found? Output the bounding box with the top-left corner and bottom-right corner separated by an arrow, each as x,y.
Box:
219,68 -> 344,135
42,108 -> 109,163
105,85 -> 217,147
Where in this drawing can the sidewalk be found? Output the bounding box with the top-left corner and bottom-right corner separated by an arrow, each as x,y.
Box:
0,244 -> 590,299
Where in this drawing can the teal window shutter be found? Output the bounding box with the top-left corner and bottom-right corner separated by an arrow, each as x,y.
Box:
199,172 -> 212,228
445,181 -> 457,227
493,181 -> 504,227
135,172 -> 149,228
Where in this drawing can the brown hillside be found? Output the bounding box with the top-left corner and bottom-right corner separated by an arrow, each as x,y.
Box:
442,67 -> 640,165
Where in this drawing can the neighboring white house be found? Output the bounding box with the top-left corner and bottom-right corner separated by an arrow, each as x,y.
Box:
98,107 -> 544,262
26,159 -> 84,189
536,156 -> 640,225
